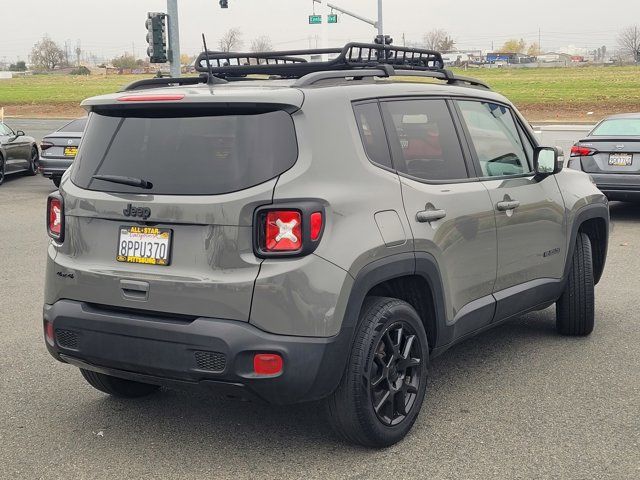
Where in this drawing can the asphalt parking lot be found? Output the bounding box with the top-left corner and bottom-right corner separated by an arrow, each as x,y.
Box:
1,174 -> 639,480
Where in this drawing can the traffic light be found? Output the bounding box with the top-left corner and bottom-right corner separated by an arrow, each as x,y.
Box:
374,35 -> 393,45
219,0 -> 228,7
146,12 -> 167,63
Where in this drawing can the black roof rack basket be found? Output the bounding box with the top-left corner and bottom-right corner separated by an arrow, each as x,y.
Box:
194,42 -> 445,78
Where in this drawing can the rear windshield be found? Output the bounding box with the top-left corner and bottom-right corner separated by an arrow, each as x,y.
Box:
71,109 -> 298,195
591,118 -> 640,136
59,118 -> 87,133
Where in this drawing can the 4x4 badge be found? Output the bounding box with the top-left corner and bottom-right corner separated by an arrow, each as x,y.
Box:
123,203 -> 151,220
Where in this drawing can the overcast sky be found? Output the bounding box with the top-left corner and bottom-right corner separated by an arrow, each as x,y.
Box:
1,0 -> 638,62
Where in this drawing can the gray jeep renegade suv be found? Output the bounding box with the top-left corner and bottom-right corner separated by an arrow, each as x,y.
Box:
44,44 -> 609,447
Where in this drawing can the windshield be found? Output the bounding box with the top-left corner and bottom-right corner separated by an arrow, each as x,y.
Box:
591,118 -> 640,136
71,109 -> 298,195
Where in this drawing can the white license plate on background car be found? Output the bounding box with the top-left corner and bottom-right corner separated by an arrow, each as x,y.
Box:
608,153 -> 633,166
116,226 -> 172,266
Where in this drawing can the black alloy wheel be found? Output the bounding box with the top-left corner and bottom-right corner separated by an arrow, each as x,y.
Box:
27,147 -> 39,175
369,321 -> 423,426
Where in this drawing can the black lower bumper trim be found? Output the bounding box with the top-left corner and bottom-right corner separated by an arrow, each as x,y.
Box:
44,300 -> 352,405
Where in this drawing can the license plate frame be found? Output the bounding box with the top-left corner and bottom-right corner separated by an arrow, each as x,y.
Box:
63,146 -> 78,157
116,226 -> 172,266
608,153 -> 633,166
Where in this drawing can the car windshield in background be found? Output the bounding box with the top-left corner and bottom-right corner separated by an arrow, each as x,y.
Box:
71,110 -> 298,195
58,118 -> 87,133
592,118 -> 640,136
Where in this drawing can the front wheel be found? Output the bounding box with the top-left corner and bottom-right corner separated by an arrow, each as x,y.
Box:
0,155 -> 5,186
80,369 -> 160,398
556,232 -> 595,336
325,297 -> 429,447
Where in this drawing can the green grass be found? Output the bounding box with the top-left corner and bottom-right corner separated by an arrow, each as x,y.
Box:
0,74 -> 147,105
1,66 -> 639,112
450,66 -> 640,106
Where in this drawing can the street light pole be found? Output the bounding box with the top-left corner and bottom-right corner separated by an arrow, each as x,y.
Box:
167,0 -> 181,77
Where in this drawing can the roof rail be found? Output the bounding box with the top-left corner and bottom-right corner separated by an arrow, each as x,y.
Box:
293,67 -> 491,90
121,74 -> 225,92
194,42 -> 444,79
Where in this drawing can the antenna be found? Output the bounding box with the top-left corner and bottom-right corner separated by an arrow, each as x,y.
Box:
202,33 -> 215,84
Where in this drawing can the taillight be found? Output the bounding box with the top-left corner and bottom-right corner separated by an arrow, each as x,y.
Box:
265,210 -> 302,252
40,141 -> 54,151
310,212 -> 323,241
254,204 -> 325,258
47,194 -> 64,242
44,320 -> 55,347
570,145 -> 596,157
253,353 -> 283,376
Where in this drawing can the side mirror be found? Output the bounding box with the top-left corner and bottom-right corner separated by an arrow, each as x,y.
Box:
534,146 -> 562,176
15,130 -> 25,137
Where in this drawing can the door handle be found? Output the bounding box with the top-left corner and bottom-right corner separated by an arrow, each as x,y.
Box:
416,208 -> 447,223
496,200 -> 520,211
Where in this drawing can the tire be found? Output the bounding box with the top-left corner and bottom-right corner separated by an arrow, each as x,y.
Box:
26,146 -> 39,175
52,176 -> 61,188
325,297 -> 429,448
0,154 -> 5,186
80,369 -> 160,398
556,232 -> 595,336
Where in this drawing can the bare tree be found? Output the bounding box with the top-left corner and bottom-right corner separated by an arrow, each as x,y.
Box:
218,28 -> 243,52
618,25 -> 640,62
423,29 -> 451,51
250,36 -> 273,53
30,35 -> 65,70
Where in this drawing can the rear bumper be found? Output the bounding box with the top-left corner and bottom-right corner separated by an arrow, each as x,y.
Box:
39,157 -> 73,177
44,300 -> 352,405
590,173 -> 640,201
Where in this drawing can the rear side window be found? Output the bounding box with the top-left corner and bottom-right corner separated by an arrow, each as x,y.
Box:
71,109 -> 298,195
353,102 -> 392,169
591,118 -> 640,136
457,101 -> 531,177
58,118 -> 87,133
382,99 -> 468,181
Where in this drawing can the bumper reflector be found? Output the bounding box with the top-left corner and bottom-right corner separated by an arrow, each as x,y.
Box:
253,353 -> 283,376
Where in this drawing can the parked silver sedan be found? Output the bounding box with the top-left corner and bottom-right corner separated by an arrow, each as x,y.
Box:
568,113 -> 640,202
39,117 -> 87,188
0,122 -> 39,186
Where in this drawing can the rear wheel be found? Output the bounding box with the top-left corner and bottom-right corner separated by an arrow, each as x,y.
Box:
26,146 -> 39,175
80,369 -> 160,398
52,176 -> 61,188
325,297 -> 429,447
556,232 -> 595,336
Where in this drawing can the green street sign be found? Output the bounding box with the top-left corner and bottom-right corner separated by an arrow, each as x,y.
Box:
309,15 -> 322,24
328,14 -> 338,24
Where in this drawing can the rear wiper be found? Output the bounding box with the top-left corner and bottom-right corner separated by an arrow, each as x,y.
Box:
92,175 -> 153,189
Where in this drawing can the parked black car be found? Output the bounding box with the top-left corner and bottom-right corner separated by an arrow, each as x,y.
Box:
39,117 -> 87,187
0,121 -> 39,186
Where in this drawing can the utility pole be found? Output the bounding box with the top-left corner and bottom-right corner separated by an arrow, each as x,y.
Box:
166,0 -> 181,77
377,0 -> 383,36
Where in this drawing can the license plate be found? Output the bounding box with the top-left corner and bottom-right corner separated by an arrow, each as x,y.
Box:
608,153 -> 633,166
64,146 -> 78,157
116,226 -> 172,266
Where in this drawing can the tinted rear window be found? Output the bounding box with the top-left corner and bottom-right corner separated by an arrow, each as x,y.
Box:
71,110 -> 298,195
591,118 -> 640,136
59,118 -> 87,133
